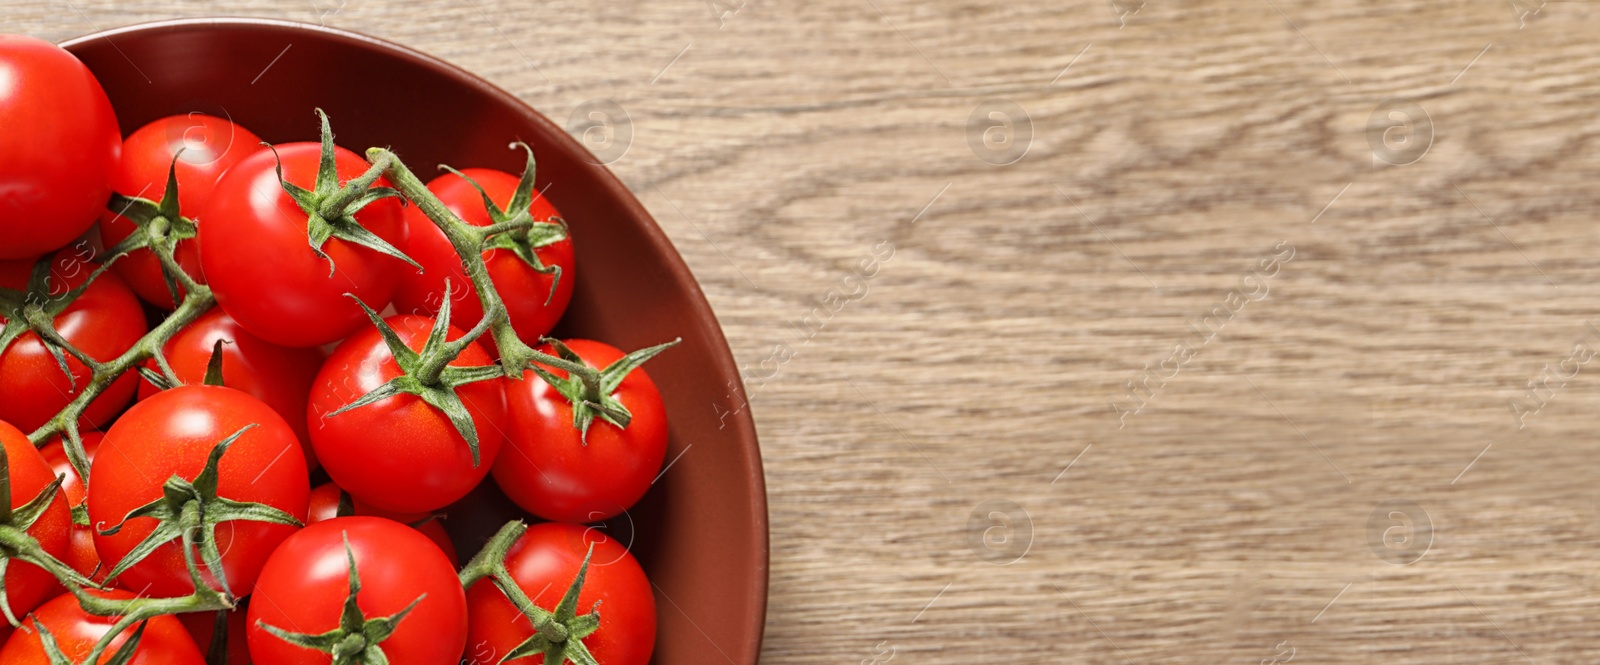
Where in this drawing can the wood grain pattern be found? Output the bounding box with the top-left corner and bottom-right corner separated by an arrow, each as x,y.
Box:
11,0 -> 1600,662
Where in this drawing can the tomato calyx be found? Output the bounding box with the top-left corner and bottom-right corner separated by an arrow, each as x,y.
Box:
327,281 -> 504,465
460,521 -> 602,665
105,151 -> 201,307
362,149 -> 602,382
443,143 -> 569,306
530,338 -> 680,444
96,424 -> 304,599
254,532 -> 426,665
31,617 -> 149,665
275,110 -> 418,277
0,445 -> 97,627
0,256 -> 123,393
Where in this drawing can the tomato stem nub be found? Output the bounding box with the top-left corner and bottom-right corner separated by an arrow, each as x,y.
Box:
274,110 -> 418,279
325,279 -> 503,466
440,142 -> 569,306
362,146 -> 675,443
459,521 -> 602,665
254,531 -> 425,665
95,425 -> 302,601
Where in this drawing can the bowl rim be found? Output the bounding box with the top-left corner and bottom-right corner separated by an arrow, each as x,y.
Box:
60,16 -> 770,663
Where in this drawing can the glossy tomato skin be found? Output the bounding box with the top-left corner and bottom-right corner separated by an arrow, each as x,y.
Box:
39,431 -> 106,582
136,308 -> 324,470
392,168 -> 575,346
306,482 -> 460,567
247,517 -> 466,665
0,35 -> 121,260
87,386 -> 309,598
0,590 -> 205,665
0,251 -> 146,434
199,141 -> 408,348
0,420 -> 72,622
307,315 -> 506,514
101,113 -> 262,308
465,522 -> 656,665
494,339 -> 668,523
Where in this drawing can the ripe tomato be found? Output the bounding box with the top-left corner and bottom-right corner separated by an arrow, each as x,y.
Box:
0,420 -> 72,622
199,139 -> 408,348
0,590 -> 206,665
247,516 -> 466,665
306,482 -> 459,567
494,339 -> 667,523
137,308 -> 323,470
307,315 -> 506,514
392,168 -> 574,345
465,522 -> 656,665
39,431 -> 106,582
178,609 -> 251,665
87,385 -> 309,598
0,35 -> 121,260
101,113 -> 262,308
0,251 -> 146,433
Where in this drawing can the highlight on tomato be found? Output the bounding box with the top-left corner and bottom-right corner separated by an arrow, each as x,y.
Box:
198,111 -> 413,348
100,113 -> 262,308
393,146 -> 575,346
87,384 -> 308,599
0,35 -> 121,260
247,516 -> 466,665
0,250 -> 147,433
495,338 -> 675,523
0,590 -> 206,665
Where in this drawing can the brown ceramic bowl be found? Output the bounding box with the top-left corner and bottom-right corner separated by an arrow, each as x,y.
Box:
61,18 -> 767,665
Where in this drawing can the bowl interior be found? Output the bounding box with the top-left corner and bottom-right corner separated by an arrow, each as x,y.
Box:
63,19 -> 767,665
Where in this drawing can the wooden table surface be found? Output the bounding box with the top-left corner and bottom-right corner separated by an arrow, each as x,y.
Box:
12,1 -> 1600,662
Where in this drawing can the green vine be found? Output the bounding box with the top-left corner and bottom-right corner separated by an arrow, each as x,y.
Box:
6,113 -> 668,663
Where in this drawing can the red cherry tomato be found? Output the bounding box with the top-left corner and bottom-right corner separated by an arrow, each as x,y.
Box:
0,420 -> 72,622
247,516 -> 466,665
0,590 -> 205,665
306,482 -> 459,567
39,431 -> 107,582
307,315 -> 505,514
494,339 -> 667,523
87,385 -> 309,598
136,308 -> 324,471
100,113 -> 262,308
0,35 -> 121,260
0,251 -> 147,433
199,140 -> 408,348
465,522 -> 656,665
393,168 -> 574,346
178,609 -> 251,665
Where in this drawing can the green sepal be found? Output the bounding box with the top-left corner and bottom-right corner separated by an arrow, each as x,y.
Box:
0,445 -> 98,626
273,110 -> 419,278
103,151 -> 202,308
325,282 -> 502,466
254,532 -> 425,665
531,338 -> 680,444
96,425 -> 303,597
458,522 -> 603,665
440,142 -> 568,305
203,339 -> 227,387
35,617 -> 149,665
0,255 -> 122,391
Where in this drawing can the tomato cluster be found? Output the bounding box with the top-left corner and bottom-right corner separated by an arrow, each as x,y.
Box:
0,34 -> 672,665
